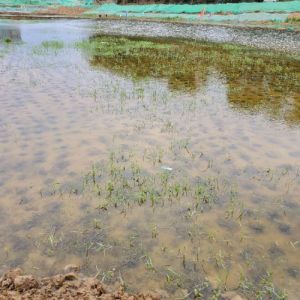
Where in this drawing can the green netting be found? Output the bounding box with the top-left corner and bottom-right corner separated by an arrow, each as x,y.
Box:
0,0 -> 94,7
87,1 -> 300,15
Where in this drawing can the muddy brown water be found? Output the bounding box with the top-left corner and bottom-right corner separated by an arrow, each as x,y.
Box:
0,19 -> 300,299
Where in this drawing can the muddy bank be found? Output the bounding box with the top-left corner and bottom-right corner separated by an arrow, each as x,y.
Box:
0,267 -> 161,299
35,6 -> 88,16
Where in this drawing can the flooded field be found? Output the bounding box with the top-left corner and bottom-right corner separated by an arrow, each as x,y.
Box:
0,19 -> 300,299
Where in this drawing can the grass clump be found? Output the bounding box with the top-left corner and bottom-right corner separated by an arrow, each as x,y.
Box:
81,150 -> 221,210
4,38 -> 12,44
32,40 -> 64,55
239,272 -> 287,300
76,36 -> 171,57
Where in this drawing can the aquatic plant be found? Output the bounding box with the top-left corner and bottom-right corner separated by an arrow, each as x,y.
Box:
32,40 -> 64,55
77,34 -> 300,124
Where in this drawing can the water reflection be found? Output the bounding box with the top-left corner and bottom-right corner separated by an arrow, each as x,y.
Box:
0,25 -> 21,42
83,35 -> 300,125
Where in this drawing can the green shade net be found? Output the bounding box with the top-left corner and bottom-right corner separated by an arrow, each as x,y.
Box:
0,0 -> 94,7
1,0 -> 298,17
88,1 -> 300,15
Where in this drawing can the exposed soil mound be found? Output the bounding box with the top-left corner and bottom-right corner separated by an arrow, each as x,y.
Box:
0,268 -> 161,300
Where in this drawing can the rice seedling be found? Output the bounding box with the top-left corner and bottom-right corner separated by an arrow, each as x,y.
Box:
238,272 -> 287,300
41,40 -> 64,50
143,255 -> 155,271
32,40 -> 64,55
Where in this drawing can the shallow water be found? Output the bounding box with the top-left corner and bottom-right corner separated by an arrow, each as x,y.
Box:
0,19 -> 300,299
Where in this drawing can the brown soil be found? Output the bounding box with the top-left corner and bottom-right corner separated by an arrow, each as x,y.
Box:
35,6 -> 87,16
0,267 -> 161,300
288,12 -> 300,21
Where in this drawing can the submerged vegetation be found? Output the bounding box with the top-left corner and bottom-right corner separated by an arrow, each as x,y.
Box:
38,147 -> 294,299
77,35 -> 300,124
82,150 -> 222,210
1,21 -> 299,300
32,40 -> 64,55
3,37 -> 12,43
41,40 -> 64,49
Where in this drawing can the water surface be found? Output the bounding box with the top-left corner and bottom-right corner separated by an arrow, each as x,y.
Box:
0,19 -> 299,299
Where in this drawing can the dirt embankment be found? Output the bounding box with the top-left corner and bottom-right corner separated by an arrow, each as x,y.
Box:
35,6 -> 87,16
0,266 -> 161,300
288,12 -> 300,21
0,6 -> 88,19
